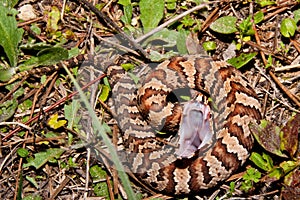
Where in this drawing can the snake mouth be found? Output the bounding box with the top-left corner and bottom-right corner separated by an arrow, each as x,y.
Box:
176,100 -> 213,158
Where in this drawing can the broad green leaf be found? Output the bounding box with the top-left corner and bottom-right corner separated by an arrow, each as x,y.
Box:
37,47 -> 69,66
176,30 -> 189,54
64,100 -> 81,129
0,0 -> 19,8
23,148 -> 64,169
48,113 -> 67,129
148,50 -> 178,62
210,16 -> 238,34
280,18 -> 297,38
139,0 -> 164,33
227,52 -> 257,69
0,5 -> 24,67
20,42 -> 52,51
142,28 -> 179,48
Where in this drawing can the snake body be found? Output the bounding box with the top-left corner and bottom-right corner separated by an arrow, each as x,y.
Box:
108,55 -> 261,195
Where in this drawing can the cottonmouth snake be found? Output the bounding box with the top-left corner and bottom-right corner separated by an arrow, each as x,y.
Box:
107,55 -> 261,195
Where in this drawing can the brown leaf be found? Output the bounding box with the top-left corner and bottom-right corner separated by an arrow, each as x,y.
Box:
250,120 -> 287,157
281,114 -> 300,158
282,168 -> 300,200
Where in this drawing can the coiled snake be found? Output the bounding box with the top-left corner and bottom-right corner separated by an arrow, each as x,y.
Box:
107,55 -> 261,195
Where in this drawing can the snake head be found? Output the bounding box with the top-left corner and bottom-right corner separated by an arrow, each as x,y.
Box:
176,100 -> 213,158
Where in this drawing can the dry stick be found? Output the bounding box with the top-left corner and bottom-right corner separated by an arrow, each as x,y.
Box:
49,176 -> 71,199
253,22 -> 300,108
199,5 -> 221,34
77,0 -> 148,58
135,3 -> 212,43
2,73 -> 106,141
13,72 -> 57,200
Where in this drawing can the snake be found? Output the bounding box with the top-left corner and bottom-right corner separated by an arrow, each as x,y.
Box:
107,55 -> 262,195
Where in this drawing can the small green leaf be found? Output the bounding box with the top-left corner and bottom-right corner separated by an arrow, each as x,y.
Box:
17,148 -> 29,158
94,182 -> 110,197
293,9 -> 300,23
166,0 -> 176,10
90,165 -> 107,181
210,16 -> 238,34
280,18 -> 297,38
239,16 -> 254,35
250,152 -> 273,171
18,99 -> 33,112
0,98 -> 18,122
256,0 -> 276,7
99,85 -> 110,102
243,168 -> 261,183
139,0 -> 164,33
121,4 -> 132,25
23,148 -> 64,169
202,41 -> 216,51
48,113 -> 67,129
46,6 -> 60,33
23,194 -> 43,200
0,5 -> 24,67
121,63 -> 135,71
254,11 -> 264,24
26,176 -> 39,189
118,0 -> 131,5
0,68 -> 16,82
280,160 -> 299,174
267,167 -> 283,180
227,52 -> 257,69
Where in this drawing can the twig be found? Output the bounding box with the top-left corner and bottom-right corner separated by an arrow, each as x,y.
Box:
2,71 -> 106,141
275,64 -> 300,72
76,0 -> 148,58
0,122 -> 32,131
253,20 -> 300,108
